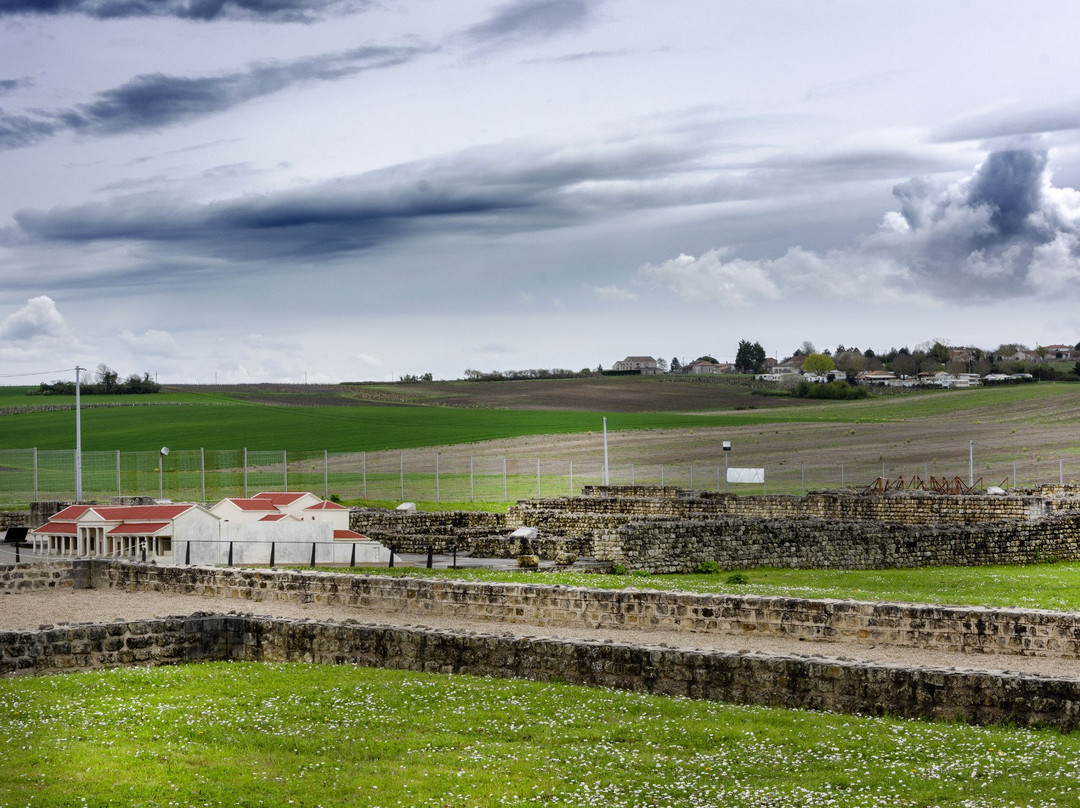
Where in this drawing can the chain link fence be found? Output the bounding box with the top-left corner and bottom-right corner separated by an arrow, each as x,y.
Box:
2,447 -> 1078,507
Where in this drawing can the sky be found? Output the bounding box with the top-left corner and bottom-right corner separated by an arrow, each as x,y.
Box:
3,0 -> 1080,384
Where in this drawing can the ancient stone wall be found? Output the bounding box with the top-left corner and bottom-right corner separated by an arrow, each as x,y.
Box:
80,561 -> 1080,662
0,512 -> 28,531
4,614 -> 1080,731
0,615 -> 238,676
0,561 -> 87,592
597,512 -> 1080,572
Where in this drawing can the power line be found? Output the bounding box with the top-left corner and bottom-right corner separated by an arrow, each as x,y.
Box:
0,368 -> 78,379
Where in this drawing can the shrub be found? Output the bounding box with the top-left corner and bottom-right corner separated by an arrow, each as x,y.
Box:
793,380 -> 868,400
696,560 -> 722,574
726,572 -> 750,585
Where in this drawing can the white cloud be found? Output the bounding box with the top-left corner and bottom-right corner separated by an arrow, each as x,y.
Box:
0,295 -> 69,342
637,248 -> 781,304
591,284 -> 637,302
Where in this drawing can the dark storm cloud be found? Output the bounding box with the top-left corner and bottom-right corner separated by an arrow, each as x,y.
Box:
0,44 -> 431,149
0,77 -> 33,94
0,0 -> 375,23
463,0 -> 598,48
640,148 -> 1080,305
869,148 -> 1080,295
12,137 -> 705,265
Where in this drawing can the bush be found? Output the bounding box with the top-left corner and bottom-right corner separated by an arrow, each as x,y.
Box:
610,564 -> 628,575
793,380 -> 868,400
696,560 -> 722,574
726,572 -> 750,585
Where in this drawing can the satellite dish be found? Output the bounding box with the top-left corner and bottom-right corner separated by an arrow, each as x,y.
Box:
160,447 -> 170,456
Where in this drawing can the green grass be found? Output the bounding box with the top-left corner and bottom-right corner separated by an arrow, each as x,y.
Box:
332,561 -> 1080,612
2,662 -> 1079,807
4,382 -> 1079,452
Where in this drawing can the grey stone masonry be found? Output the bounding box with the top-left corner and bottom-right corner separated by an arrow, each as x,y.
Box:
4,614 -> 1080,732
75,561 -> 1080,662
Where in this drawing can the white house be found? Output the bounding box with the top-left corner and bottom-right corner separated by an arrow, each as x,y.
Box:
612,356 -> 660,374
32,492 -> 387,566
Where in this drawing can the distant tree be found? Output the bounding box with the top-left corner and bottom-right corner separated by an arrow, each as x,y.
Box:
734,340 -> 766,374
802,353 -> 835,374
891,352 -> 918,377
1075,360 -> 1080,378
670,356 -> 681,373
655,357 -> 668,372
800,340 -> 816,356
96,363 -> 119,393
695,355 -> 718,364
834,350 -> 864,375
927,341 -> 950,364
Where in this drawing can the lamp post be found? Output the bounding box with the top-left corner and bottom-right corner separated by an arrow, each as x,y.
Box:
722,440 -> 731,493
159,447 -> 169,500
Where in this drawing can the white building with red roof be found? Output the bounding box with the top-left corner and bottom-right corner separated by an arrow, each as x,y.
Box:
31,503 -> 218,559
32,493 -> 386,566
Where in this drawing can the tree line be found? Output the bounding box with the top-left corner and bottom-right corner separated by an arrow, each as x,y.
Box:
30,364 -> 160,396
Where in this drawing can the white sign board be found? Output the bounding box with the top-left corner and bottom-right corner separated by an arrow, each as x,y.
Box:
727,467 -> 765,484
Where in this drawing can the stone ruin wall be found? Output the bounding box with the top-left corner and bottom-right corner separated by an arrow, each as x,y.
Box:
347,487 -> 1080,571
8,559 -> 1080,663
5,615 -> 1080,731
6,562 -> 1080,732
596,512 -> 1080,573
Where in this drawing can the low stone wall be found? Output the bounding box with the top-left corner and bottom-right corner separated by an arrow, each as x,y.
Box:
0,561 -> 88,591
0,511 -> 28,532
571,487 -> 1056,523
598,512 -> 1080,572
83,561 -> 1080,661
0,614 -> 239,676
4,614 -> 1080,732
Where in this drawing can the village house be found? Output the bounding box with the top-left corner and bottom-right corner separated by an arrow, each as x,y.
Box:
612,356 -> 661,374
1042,344 -> 1078,361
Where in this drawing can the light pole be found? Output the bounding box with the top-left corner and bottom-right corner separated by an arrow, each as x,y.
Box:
723,440 -> 731,493
159,447 -> 169,500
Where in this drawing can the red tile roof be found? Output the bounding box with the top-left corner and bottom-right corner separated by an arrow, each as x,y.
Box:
253,492 -> 306,505
50,505 -> 93,521
259,514 -> 289,522
31,521 -> 78,535
107,522 -> 169,535
88,505 -> 194,520
333,529 -> 368,540
223,498 -> 280,512
306,501 -> 347,511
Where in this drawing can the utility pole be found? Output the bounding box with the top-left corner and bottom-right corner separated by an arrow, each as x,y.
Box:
75,366 -> 83,502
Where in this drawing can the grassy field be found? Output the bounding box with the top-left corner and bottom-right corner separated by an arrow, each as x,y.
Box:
1,378 -> 1078,453
331,561 -> 1080,612
3,662 -> 1079,808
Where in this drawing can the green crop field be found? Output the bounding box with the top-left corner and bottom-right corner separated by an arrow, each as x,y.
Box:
2,379 -> 1078,452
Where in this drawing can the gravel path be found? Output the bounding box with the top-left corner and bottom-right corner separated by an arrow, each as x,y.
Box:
4,587 -> 1080,680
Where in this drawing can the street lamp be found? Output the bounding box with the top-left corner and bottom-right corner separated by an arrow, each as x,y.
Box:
159,447 -> 169,500
722,441 -> 731,494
